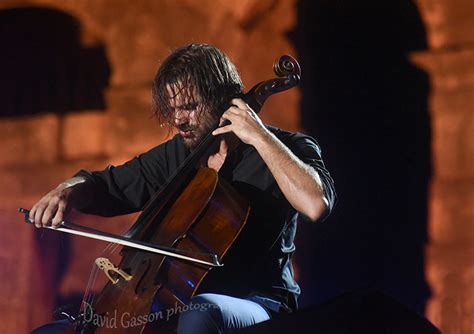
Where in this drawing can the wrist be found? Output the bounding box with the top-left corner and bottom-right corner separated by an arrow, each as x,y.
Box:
252,127 -> 273,151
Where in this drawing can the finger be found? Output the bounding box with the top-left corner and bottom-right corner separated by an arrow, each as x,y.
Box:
222,107 -> 242,118
231,98 -> 252,111
41,200 -> 59,227
219,117 -> 226,126
51,200 -> 66,228
226,106 -> 257,125
34,204 -> 47,228
212,125 -> 233,136
229,106 -> 249,117
224,108 -> 249,123
30,204 -> 38,225
218,138 -> 228,150
220,110 -> 239,123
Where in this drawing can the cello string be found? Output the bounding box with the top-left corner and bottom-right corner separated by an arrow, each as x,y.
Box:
85,228 -> 126,306
80,218 -> 139,315
88,267 -> 99,306
82,258 -> 100,310
82,264 -> 95,309
103,215 -> 139,256
103,239 -> 117,255
85,240 -> 118,306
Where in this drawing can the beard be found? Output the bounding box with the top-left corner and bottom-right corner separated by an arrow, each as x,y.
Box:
178,112 -> 217,149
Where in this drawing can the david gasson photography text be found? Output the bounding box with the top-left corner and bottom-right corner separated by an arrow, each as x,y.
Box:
82,301 -> 219,329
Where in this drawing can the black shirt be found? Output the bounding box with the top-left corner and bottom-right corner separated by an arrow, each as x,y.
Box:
75,125 -> 336,312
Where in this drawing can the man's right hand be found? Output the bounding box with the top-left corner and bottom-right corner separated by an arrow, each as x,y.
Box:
30,177 -> 86,228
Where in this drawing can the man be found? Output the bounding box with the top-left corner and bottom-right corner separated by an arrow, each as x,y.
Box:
30,44 -> 336,333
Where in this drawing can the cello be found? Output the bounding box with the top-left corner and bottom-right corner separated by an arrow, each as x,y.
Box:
20,54 -> 301,333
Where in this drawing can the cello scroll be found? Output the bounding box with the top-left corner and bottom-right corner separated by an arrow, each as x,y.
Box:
243,54 -> 301,113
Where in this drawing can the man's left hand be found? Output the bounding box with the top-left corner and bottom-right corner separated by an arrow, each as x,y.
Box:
212,98 -> 269,146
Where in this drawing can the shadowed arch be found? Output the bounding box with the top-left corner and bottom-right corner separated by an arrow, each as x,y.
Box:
0,6 -> 110,117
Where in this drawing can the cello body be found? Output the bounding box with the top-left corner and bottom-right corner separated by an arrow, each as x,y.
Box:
77,168 -> 249,333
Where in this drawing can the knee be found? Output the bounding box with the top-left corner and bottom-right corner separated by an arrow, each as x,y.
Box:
177,294 -> 222,334
30,320 -> 71,334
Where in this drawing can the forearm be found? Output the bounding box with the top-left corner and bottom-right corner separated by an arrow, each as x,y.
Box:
253,130 -> 328,221
71,168 -> 142,216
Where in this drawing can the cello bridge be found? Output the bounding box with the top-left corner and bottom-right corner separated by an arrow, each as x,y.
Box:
95,257 -> 132,284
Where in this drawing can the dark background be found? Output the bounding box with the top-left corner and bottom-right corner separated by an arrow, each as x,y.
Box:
291,0 -> 431,315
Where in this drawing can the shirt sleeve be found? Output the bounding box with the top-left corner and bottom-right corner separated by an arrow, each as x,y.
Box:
73,143 -> 171,217
283,132 -> 337,221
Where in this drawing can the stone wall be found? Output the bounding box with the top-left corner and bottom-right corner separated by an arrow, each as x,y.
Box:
412,0 -> 474,333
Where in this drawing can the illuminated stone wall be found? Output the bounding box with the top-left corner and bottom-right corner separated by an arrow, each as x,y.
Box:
413,0 -> 474,333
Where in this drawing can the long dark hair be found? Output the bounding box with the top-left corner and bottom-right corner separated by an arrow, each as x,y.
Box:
152,44 -> 243,126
